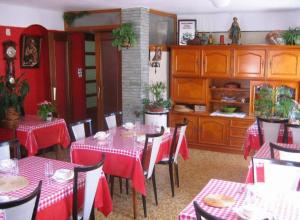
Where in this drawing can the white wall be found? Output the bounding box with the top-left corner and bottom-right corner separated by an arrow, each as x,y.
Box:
178,10 -> 300,32
0,3 -> 64,30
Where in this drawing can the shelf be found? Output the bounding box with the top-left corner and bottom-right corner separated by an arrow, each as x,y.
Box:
210,87 -> 249,92
210,100 -> 249,105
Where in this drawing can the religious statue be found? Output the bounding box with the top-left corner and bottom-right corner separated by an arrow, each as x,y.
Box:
228,17 -> 241,44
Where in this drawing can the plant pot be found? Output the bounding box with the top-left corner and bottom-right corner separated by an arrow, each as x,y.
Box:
295,35 -> 300,45
146,106 -> 165,113
1,107 -> 20,129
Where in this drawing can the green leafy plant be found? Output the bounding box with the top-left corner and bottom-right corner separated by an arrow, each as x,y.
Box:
112,23 -> 137,50
37,101 -> 56,121
0,73 -> 29,120
282,27 -> 300,45
142,82 -> 171,112
63,11 -> 89,26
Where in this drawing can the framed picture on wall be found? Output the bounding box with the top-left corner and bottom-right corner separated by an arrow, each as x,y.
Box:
21,35 -> 42,68
178,19 -> 197,45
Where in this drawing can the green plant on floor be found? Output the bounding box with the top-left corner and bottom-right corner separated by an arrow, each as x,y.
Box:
112,23 -> 137,50
255,86 -> 274,118
37,101 -> 56,121
282,27 -> 300,45
63,11 -> 89,26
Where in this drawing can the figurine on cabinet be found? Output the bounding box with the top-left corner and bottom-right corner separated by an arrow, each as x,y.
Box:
228,17 -> 241,44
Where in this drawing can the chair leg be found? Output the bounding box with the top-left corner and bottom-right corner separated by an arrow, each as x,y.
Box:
90,204 -> 95,220
142,195 -> 147,218
152,168 -> 158,206
119,177 -> 123,193
169,163 -> 175,197
110,176 -> 114,199
174,163 -> 179,187
126,179 -> 129,195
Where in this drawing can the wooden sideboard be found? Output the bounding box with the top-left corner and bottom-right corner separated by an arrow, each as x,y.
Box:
169,45 -> 300,154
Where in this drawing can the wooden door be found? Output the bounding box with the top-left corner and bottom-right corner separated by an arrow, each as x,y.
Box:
171,78 -> 206,104
169,113 -> 198,143
171,48 -> 201,77
202,49 -> 231,78
95,32 -> 121,129
233,49 -> 265,79
48,32 -> 71,123
198,117 -> 229,145
267,50 -> 300,80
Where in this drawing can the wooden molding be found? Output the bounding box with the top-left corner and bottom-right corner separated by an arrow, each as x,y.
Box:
149,9 -> 176,19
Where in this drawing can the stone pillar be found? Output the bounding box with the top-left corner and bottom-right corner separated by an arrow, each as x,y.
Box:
121,8 -> 149,122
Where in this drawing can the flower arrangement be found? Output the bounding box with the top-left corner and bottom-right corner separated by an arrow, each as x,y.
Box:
37,101 -> 55,121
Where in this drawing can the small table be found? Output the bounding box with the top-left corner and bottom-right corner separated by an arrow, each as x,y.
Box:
16,115 -> 70,155
0,156 -> 112,220
178,179 -> 300,220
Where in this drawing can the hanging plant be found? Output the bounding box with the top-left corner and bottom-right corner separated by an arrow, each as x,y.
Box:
112,23 -> 137,50
63,11 -> 89,26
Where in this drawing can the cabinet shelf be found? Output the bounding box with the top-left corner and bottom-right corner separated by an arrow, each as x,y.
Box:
210,100 -> 249,105
210,87 -> 249,92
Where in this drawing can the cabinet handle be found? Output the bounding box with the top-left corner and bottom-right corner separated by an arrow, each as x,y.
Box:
261,59 -> 264,70
269,59 -> 272,69
97,87 -> 101,99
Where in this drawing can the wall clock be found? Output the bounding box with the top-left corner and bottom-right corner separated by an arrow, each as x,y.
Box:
3,41 -> 17,79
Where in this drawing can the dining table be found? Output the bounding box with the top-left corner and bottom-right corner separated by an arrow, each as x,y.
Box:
15,115 -> 70,156
178,179 -> 300,220
0,156 -> 112,220
70,124 -> 189,218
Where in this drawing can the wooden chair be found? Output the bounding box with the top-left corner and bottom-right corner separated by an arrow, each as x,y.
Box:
252,157 -> 300,191
270,142 -> 300,162
0,139 -> 21,160
140,126 -> 164,217
284,123 -> 300,144
193,201 -> 224,220
69,118 -> 93,141
256,117 -> 288,147
104,111 -> 123,130
158,119 -> 188,197
72,155 -> 105,220
0,180 -> 42,220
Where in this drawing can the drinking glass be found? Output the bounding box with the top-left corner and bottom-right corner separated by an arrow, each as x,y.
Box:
44,161 -> 54,178
11,158 -> 19,176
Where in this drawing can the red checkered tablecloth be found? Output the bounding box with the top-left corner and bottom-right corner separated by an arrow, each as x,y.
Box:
16,115 -> 70,155
0,156 -> 112,220
70,125 -> 189,196
179,179 -> 300,220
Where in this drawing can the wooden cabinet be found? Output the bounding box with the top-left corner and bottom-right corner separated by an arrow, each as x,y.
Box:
171,48 -> 201,77
202,49 -> 231,78
229,119 -> 254,150
267,50 -> 300,80
172,78 -> 206,104
233,49 -> 265,79
169,113 -> 198,143
198,117 -> 229,145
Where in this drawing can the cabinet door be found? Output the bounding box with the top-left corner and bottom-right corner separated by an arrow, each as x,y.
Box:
202,49 -> 231,78
233,49 -> 265,79
172,78 -> 206,104
169,113 -> 198,143
171,48 -> 201,77
198,117 -> 229,145
267,50 -> 300,80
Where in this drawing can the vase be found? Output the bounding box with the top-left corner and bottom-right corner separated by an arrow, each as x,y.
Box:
46,112 -> 53,122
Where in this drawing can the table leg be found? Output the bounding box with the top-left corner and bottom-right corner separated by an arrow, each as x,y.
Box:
132,188 -> 137,219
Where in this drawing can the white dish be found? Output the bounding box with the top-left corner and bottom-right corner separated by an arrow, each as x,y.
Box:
52,169 -> 74,183
94,131 -> 110,140
0,159 -> 15,172
123,122 -> 134,130
233,205 -> 274,220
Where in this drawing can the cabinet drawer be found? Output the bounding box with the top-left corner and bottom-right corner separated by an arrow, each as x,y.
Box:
231,120 -> 253,128
230,137 -> 245,148
230,127 -> 247,138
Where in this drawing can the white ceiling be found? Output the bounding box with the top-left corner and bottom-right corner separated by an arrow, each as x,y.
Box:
1,0 -> 300,14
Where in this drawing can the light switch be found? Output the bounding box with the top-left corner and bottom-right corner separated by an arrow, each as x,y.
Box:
5,28 -> 11,36
77,68 -> 83,78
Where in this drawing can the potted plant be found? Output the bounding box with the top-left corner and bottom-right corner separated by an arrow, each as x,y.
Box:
142,82 -> 171,113
37,101 -> 56,121
112,23 -> 137,50
0,73 -> 29,129
282,27 -> 300,45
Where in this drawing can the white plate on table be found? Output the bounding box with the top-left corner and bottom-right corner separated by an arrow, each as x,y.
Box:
52,169 -> 74,183
123,122 -> 134,130
233,205 -> 274,220
94,131 -> 110,141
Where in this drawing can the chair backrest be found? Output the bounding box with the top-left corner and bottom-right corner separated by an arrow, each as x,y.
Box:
270,142 -> 300,162
105,112 -> 122,129
141,127 -> 164,179
72,155 -> 105,220
170,118 -> 188,164
0,180 -> 42,220
252,157 -> 300,191
0,139 -> 21,160
193,201 -> 224,220
69,118 -> 93,141
256,117 -> 288,146
285,123 -> 300,144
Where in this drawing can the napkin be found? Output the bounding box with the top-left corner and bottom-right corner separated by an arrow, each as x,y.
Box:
123,122 -> 134,130
94,131 -> 109,140
52,169 -> 74,182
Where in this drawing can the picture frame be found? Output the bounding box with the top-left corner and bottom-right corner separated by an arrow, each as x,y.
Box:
21,35 -> 42,68
178,19 -> 197,45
